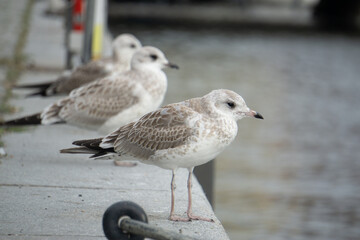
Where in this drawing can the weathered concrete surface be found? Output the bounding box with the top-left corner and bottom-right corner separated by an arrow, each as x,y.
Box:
2,87 -> 229,240
0,0 -> 230,239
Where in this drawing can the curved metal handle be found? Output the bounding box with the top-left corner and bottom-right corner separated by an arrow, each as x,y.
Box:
103,201 -> 148,240
102,201 -> 196,240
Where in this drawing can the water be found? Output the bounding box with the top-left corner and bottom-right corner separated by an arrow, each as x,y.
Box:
109,25 -> 360,240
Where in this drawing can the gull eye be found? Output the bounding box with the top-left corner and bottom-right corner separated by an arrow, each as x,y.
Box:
130,44 -> 136,48
150,54 -> 158,61
227,101 -> 235,109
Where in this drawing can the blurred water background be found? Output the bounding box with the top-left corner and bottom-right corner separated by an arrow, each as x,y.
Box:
109,9 -> 360,239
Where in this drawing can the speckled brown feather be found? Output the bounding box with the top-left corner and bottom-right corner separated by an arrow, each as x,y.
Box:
41,74 -> 140,127
48,59 -> 112,95
99,104 -> 196,159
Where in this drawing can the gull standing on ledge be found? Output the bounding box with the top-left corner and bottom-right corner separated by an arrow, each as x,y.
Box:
1,46 -> 179,134
60,89 -> 264,222
15,34 -> 142,97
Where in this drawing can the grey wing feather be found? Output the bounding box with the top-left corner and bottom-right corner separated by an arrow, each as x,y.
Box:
48,59 -> 111,95
42,75 -> 140,127
105,104 -> 197,159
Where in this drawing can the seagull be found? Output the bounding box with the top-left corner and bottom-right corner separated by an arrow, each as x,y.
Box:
1,46 -> 179,134
60,89 -> 264,222
15,33 -> 142,97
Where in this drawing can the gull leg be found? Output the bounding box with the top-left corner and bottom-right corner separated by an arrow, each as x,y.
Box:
186,167 -> 214,222
169,169 -> 189,221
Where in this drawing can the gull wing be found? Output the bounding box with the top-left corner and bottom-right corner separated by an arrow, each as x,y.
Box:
41,74 -> 141,127
100,103 -> 199,160
48,58 -> 112,95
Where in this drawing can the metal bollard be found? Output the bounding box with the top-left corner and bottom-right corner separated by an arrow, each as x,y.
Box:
81,0 -> 94,64
103,201 -> 196,240
64,0 -> 73,69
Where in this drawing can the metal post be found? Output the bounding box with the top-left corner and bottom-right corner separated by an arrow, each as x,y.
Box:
92,0 -> 107,60
64,0 -> 73,69
103,201 -> 196,240
82,0 -> 95,64
120,218 -> 195,240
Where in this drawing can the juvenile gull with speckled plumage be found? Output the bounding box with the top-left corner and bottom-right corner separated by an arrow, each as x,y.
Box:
1,46 -> 178,134
60,89 -> 264,222
15,34 -> 142,97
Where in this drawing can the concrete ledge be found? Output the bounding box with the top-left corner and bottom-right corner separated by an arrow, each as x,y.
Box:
1,84 -> 229,239
0,0 -> 230,239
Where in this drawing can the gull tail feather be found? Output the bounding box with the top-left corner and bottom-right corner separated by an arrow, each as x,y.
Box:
26,88 -> 49,97
61,137 -> 116,159
14,82 -> 53,98
60,147 -> 115,159
60,147 -> 98,155
26,85 -> 59,98
14,82 -> 53,89
0,113 -> 42,126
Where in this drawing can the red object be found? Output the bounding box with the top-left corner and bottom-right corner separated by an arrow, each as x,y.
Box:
72,0 -> 84,31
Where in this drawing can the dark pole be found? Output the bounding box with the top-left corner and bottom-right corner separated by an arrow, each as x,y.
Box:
64,0 -> 73,69
82,0 -> 95,64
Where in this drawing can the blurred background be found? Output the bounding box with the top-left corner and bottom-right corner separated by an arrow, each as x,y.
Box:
61,0 -> 360,239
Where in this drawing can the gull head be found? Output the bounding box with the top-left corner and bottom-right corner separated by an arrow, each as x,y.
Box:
112,34 -> 142,63
206,89 -> 263,121
131,46 -> 179,71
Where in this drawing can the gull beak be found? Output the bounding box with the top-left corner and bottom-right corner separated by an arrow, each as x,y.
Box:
247,110 -> 264,119
165,62 -> 179,69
